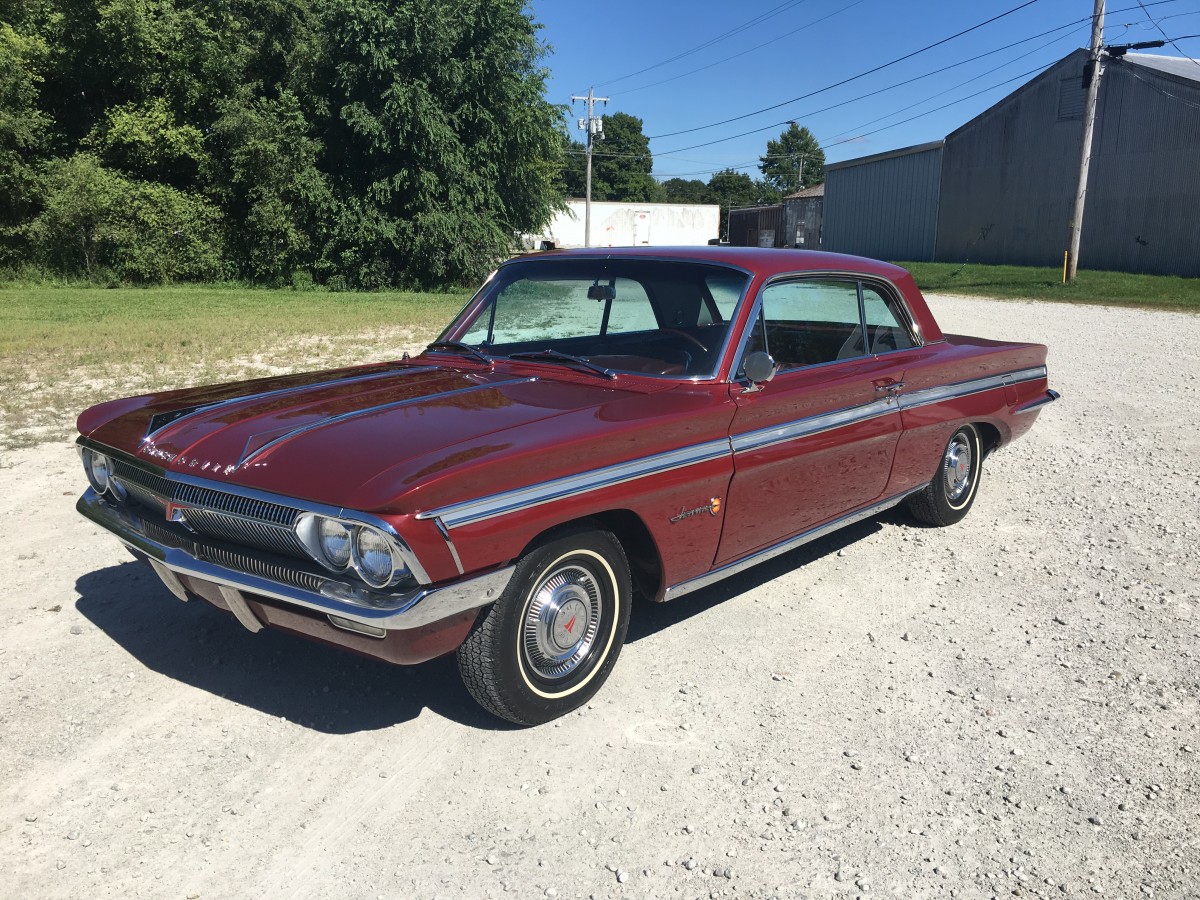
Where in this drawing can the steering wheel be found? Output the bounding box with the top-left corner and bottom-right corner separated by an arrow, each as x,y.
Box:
662,328 -> 708,353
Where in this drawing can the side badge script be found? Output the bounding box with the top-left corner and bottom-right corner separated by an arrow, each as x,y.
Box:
670,497 -> 722,524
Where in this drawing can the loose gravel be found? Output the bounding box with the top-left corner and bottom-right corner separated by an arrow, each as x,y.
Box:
0,294 -> 1197,899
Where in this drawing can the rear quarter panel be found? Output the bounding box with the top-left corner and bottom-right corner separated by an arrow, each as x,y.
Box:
887,335 -> 1049,495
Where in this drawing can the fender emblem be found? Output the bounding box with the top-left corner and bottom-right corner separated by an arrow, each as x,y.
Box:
670,498 -> 722,523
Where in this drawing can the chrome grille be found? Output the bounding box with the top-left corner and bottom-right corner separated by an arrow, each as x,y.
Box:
202,547 -> 326,594
113,459 -> 173,497
120,479 -> 168,514
183,509 -> 306,557
174,482 -> 297,526
134,519 -> 326,594
112,457 -> 306,560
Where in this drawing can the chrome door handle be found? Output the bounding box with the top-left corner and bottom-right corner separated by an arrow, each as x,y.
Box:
875,381 -> 905,394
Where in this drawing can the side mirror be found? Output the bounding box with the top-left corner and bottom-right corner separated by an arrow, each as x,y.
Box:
743,351 -> 778,386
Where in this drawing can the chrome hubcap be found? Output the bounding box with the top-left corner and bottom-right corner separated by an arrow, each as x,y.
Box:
942,435 -> 973,501
522,564 -> 603,681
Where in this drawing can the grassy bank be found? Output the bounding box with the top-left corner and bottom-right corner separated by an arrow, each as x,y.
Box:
0,284 -> 468,448
899,262 -> 1200,310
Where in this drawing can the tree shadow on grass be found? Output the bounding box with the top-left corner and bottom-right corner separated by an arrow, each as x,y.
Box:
74,560 -> 513,734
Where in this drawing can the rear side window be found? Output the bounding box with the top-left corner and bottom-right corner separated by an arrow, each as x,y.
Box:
862,284 -> 916,354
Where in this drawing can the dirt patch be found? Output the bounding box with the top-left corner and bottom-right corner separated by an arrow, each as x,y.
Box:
1,295 -> 1197,898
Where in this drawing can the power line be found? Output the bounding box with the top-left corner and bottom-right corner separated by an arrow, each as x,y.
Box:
600,25 -> 1077,172
650,60 -> 1062,179
646,0 -> 1045,140
620,0 -> 870,97
1135,0 -> 1200,66
652,22 -> 1087,157
1112,54 -> 1200,108
646,0 -> 1185,158
594,0 -> 813,89
643,0 -> 1185,144
822,27 -> 1079,144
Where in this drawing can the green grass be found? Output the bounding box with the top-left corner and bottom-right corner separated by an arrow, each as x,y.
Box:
0,284 -> 469,448
897,262 -> 1200,311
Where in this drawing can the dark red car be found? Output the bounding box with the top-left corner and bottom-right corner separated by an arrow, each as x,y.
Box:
76,248 -> 1057,724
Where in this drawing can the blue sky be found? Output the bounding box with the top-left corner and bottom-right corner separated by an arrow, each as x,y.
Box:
528,0 -> 1200,180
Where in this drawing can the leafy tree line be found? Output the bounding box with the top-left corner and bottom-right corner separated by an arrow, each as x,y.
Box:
0,0 -> 563,287
562,119 -> 825,240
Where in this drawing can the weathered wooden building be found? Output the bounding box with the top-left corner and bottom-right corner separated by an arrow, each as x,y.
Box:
728,205 -> 787,248
783,183 -> 824,250
728,183 -> 825,249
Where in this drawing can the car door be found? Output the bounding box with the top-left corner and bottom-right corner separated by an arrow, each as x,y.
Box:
715,275 -> 915,565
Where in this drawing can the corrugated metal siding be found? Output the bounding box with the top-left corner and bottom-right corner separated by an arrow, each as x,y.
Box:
934,49 -> 1200,276
936,51 -> 1091,267
1079,58 -> 1200,275
823,146 -> 943,261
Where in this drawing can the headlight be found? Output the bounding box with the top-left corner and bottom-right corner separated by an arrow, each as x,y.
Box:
83,448 -> 112,494
296,514 -> 409,588
353,526 -> 397,588
318,518 -> 352,570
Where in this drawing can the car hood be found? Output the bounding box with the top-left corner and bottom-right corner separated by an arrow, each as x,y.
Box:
79,361 -> 663,510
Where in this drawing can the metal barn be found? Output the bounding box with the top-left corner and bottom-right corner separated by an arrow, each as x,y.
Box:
936,50 -> 1200,274
823,142 -> 943,262
823,50 -> 1200,277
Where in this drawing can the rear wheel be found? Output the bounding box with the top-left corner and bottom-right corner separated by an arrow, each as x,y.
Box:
906,423 -> 983,526
456,526 -> 631,725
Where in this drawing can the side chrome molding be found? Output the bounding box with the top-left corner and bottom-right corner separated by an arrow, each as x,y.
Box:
898,366 -> 1047,412
418,438 -> 731,530
662,485 -> 927,602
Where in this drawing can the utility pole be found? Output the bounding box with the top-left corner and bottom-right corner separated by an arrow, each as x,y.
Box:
1067,0 -> 1105,283
571,87 -> 609,248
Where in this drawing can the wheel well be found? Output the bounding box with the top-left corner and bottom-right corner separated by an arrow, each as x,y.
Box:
520,511 -> 663,602
974,421 -> 1002,458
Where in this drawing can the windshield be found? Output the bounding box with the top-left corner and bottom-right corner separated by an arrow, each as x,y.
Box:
442,258 -> 751,378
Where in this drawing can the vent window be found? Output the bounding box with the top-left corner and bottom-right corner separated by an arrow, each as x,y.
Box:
1058,76 -> 1085,121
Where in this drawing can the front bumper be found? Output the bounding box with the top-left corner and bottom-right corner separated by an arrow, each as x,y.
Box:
77,488 -> 513,633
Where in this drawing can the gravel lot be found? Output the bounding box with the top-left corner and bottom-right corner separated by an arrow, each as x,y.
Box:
1,294 -> 1197,899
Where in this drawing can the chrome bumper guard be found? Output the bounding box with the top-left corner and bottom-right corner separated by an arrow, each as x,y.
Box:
1014,388 -> 1060,415
77,489 -> 512,631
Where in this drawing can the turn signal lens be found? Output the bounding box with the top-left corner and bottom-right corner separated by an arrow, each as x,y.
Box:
318,518 -> 352,569
353,526 -> 396,588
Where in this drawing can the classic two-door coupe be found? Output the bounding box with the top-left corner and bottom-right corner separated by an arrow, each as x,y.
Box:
76,247 -> 1057,724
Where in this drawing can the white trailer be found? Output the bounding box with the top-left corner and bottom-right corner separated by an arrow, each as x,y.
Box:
530,200 -> 720,250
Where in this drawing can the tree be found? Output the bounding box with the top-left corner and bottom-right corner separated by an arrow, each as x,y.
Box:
2,0 -> 568,287
309,0 -> 564,286
759,122 -> 825,195
29,153 -> 223,281
661,178 -> 708,203
572,111 -> 659,203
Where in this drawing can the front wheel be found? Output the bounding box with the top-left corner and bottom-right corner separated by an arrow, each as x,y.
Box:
906,423 -> 983,526
456,526 -> 631,725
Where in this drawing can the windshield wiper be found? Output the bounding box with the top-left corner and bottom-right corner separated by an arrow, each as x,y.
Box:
507,350 -> 616,380
425,340 -> 492,365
